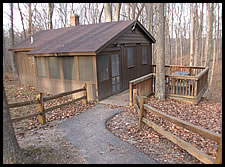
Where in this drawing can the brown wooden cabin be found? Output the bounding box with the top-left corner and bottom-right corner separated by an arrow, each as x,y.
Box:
9,19 -> 156,102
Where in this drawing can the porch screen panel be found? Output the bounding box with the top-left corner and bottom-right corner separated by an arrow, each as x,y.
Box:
48,57 -> 60,79
97,55 -> 109,82
78,56 -> 94,81
36,57 -> 47,77
62,57 -> 76,80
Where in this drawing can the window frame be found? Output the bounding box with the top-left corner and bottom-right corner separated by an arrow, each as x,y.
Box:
141,45 -> 148,65
127,47 -> 135,68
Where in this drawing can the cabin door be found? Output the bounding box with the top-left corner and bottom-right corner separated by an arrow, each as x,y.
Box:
111,54 -> 121,94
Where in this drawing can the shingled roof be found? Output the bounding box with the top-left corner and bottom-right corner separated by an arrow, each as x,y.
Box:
9,20 -> 155,56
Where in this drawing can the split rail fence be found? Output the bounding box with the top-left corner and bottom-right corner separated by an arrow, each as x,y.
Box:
133,91 -> 222,164
8,84 -> 87,124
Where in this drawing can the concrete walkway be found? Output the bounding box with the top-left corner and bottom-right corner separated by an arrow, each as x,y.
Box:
99,89 -> 130,106
59,104 -> 157,164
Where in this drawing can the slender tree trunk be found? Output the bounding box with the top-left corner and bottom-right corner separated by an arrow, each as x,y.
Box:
189,3 -> 194,66
3,87 -> 21,164
104,3 -> 112,22
194,3 -> 199,66
28,3 -> 32,36
216,4 -> 220,65
115,3 -> 121,21
199,3 -> 204,66
127,3 -> 131,20
98,5 -> 104,23
48,3 -> 54,29
17,3 -> 26,39
175,28 -> 178,65
209,14 -> 217,90
204,3 -> 214,67
155,3 -> 165,100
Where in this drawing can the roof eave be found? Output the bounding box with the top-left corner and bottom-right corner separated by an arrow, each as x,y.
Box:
27,52 -> 97,56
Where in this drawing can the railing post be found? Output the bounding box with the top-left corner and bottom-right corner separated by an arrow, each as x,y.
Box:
129,82 -> 133,106
138,96 -> 147,130
215,137 -> 222,164
82,83 -> 87,104
36,93 -> 46,124
133,89 -> 138,106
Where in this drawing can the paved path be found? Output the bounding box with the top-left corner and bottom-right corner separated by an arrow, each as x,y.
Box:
59,104 -> 157,164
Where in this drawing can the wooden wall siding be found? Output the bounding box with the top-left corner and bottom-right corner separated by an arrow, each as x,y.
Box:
114,26 -> 150,44
16,52 -> 37,87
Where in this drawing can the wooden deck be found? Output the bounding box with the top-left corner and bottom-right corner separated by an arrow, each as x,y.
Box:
130,65 -> 209,105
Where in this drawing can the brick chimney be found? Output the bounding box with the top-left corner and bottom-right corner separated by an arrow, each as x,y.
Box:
70,14 -> 79,26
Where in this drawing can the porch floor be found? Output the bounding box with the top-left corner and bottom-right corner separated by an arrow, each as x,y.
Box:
99,89 -> 129,107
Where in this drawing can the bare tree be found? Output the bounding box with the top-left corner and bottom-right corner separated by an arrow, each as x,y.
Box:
104,3 -> 112,22
194,3 -> 200,66
48,3 -> 54,29
189,3 -> 195,66
204,3 -> 214,67
115,3 -> 121,21
146,3 -> 153,33
17,3 -> 26,38
28,3 -> 32,36
155,3 -> 166,100
3,87 -> 21,163
199,3 -> 204,66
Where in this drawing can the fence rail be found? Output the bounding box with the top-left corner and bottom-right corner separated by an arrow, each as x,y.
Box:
133,92 -> 222,164
9,84 -> 87,124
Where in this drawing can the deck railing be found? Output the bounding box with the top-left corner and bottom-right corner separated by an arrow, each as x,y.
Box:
130,65 -> 209,105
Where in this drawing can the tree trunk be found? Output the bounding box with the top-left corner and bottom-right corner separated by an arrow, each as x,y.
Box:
189,3 -> 194,66
146,3 -> 153,34
48,3 -> 54,29
209,14 -> 217,90
104,3 -> 112,22
17,3 -> 26,39
115,3 -> 121,21
28,3 -> 32,36
3,87 -> 21,164
204,3 -> 214,67
199,3 -> 204,66
194,3 -> 199,66
155,3 -> 165,100
175,28 -> 178,65
216,4 -> 220,65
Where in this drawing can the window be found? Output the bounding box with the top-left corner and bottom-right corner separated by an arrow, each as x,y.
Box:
97,55 -> 109,82
78,56 -> 94,81
36,57 -> 47,77
62,57 -> 76,80
142,46 -> 148,64
127,47 -> 134,67
48,57 -> 60,79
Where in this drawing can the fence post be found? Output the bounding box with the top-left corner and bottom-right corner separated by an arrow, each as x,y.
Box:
82,83 -> 87,105
133,89 -> 138,106
138,96 -> 147,130
215,137 -> 222,164
36,93 -> 46,124
129,82 -> 133,106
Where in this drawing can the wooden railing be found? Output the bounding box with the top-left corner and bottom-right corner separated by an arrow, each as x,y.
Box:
152,64 -> 206,76
129,73 -> 154,106
165,67 -> 209,104
133,93 -> 222,164
130,65 -> 209,105
8,84 -> 87,124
